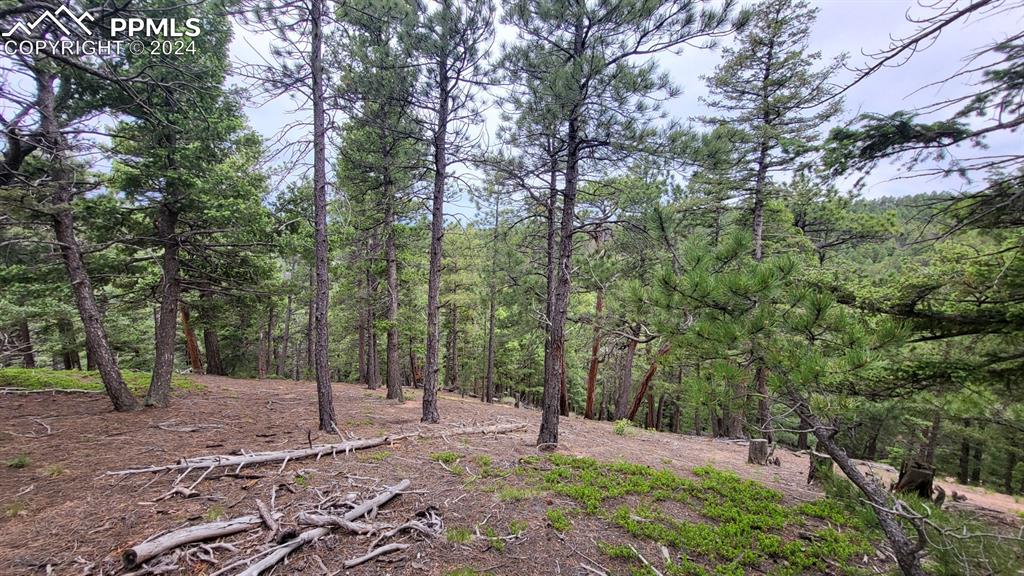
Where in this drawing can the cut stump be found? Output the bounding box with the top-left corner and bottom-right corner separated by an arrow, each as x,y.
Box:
747,439 -> 769,465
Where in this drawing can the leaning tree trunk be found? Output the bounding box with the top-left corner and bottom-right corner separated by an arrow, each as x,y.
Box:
310,0 -> 336,432
794,399 -> 928,576
626,343 -> 671,421
36,67 -> 138,411
422,55 -> 449,425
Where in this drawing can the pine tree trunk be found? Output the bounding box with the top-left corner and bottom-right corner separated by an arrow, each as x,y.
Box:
310,0 -> 335,432
199,290 -> 224,376
613,339 -> 637,420
958,433 -> 971,485
645,391 -> 655,429
726,377 -> 747,438
584,288 -> 603,419
306,267 -> 314,380
365,263 -> 380,390
265,305 -> 276,378
17,320 -> 35,368
484,280 -> 497,403
36,67 -> 137,410
542,158 -> 556,385
655,393 -> 665,431
796,401 -> 928,576
181,304 -> 203,374
277,258 -> 296,377
921,411 -> 941,466
257,330 -> 266,380
483,197 -> 499,403
1005,451 -> 1018,494
56,317 -> 80,370
147,200 -> 181,408
422,54 -> 449,425
384,193 -> 402,402
971,437 -> 983,485
444,303 -> 459,392
357,271 -> 367,386
797,416 -> 809,450
754,365 -> 772,441
626,343 -> 671,421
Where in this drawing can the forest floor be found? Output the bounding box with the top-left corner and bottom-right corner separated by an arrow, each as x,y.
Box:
1,375 -> 1021,576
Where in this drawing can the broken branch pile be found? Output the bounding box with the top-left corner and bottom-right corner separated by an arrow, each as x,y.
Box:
125,479 -> 426,575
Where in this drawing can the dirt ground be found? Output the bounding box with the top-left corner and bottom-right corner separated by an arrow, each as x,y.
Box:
1,375 -> 1020,575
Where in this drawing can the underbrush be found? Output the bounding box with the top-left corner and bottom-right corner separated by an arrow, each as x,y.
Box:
509,454 -> 874,576
0,367 -> 198,394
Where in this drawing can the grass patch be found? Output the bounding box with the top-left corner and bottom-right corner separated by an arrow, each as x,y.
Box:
497,485 -> 536,502
431,451 -> 460,465
294,472 -> 312,488
508,519 -> 528,536
0,368 -> 198,394
202,505 -> 226,521
446,527 -> 472,544
367,450 -> 391,463
482,526 -> 505,552
537,455 -> 872,576
4,502 -> 26,518
546,507 -> 572,532
6,454 -> 30,469
44,464 -> 66,478
444,568 -> 492,576
613,419 -> 636,436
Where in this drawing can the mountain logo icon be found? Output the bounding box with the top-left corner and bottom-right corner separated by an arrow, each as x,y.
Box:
2,5 -> 96,38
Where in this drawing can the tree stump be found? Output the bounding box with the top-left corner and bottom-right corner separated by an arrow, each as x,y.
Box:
807,451 -> 833,484
748,439 -> 769,465
893,460 -> 934,499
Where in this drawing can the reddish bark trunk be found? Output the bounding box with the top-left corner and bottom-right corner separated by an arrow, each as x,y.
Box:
626,343 -> 671,421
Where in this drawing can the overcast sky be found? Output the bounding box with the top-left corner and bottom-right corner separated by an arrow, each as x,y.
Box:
229,0 -> 1022,211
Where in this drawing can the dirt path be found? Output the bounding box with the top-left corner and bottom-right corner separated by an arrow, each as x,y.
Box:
0,376 -> 1018,575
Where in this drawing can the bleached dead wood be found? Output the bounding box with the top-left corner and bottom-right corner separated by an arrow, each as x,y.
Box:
233,479 -> 411,576
342,543 -> 410,568
106,422 -> 526,481
123,515 -> 264,568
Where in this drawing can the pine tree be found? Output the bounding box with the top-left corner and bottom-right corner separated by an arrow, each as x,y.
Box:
700,0 -> 843,438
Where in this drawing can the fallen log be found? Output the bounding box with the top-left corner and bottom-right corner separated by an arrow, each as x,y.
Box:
123,515 -> 263,568
234,479 -> 410,576
107,423 -> 526,480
